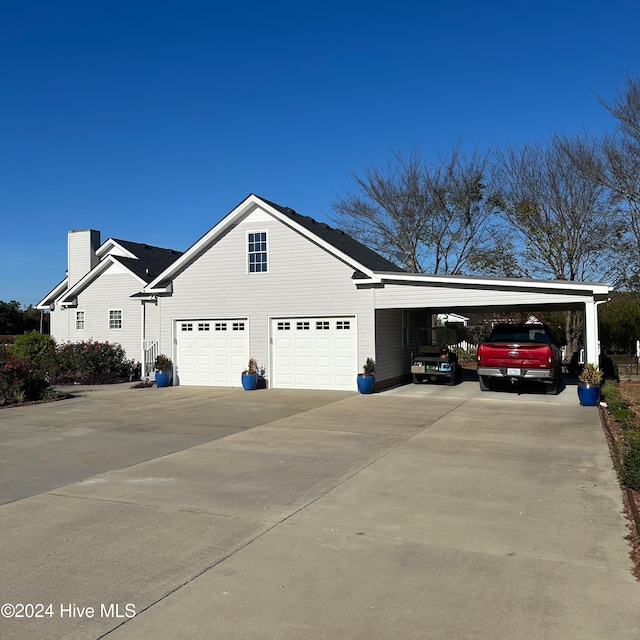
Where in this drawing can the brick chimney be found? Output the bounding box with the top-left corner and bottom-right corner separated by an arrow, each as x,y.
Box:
67,229 -> 101,288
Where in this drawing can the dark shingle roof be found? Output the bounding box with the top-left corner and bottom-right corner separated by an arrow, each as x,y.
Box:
260,197 -> 405,273
109,240 -> 183,283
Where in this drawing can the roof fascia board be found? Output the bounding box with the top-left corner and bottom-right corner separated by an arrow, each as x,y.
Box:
376,272 -> 611,295
143,284 -> 173,294
36,278 -> 68,309
96,239 -> 138,260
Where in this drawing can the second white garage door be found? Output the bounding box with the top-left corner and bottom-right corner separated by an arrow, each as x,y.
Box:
271,316 -> 357,390
175,319 -> 248,386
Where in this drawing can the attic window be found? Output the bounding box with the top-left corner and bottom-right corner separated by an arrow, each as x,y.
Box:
248,231 -> 268,273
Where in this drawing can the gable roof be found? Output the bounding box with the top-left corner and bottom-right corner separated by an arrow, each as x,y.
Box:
108,241 -> 183,282
144,194 -> 404,292
37,238 -> 182,308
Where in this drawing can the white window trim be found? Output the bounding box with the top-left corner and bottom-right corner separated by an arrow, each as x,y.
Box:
109,308 -> 123,331
247,230 -> 269,274
75,310 -> 86,331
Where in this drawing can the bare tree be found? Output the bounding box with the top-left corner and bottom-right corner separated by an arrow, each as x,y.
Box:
495,137 -> 614,282
331,146 -> 501,274
560,74 -> 640,289
494,136 -> 616,353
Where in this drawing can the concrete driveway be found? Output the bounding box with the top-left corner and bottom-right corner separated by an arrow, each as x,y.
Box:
1,381 -> 639,639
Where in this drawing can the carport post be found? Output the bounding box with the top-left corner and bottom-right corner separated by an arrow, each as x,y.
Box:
583,300 -> 600,366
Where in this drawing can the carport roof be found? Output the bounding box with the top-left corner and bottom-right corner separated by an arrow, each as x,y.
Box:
370,270 -> 611,294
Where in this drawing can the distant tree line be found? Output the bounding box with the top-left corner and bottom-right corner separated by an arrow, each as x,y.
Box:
331,73 -> 640,356
0,300 -> 49,336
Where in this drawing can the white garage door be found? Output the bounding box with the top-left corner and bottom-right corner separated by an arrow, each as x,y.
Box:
271,317 -> 357,390
176,319 -> 248,386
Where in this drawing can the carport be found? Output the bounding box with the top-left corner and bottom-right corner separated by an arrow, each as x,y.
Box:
366,271 -> 611,369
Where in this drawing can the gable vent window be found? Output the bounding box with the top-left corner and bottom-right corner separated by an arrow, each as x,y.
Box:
336,321 -> 351,330
215,323 -> 227,331
109,309 -> 122,330
233,322 -> 245,331
181,323 -> 193,331
76,310 -> 85,331
316,321 -> 330,330
248,231 -> 268,273
277,322 -> 291,331
296,321 -> 310,330
198,323 -> 210,332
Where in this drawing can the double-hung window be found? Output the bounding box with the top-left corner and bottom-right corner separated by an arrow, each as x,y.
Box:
248,231 -> 268,273
76,310 -> 85,331
109,309 -> 123,330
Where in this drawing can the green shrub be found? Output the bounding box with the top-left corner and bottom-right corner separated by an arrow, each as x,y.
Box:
621,433 -> 640,491
606,396 -> 629,412
11,332 -> 57,378
0,346 -> 50,404
602,379 -> 623,402
613,408 -> 637,426
53,340 -> 129,384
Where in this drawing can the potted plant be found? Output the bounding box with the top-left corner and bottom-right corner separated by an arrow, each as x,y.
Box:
577,363 -> 603,406
357,357 -> 376,394
241,358 -> 259,390
154,354 -> 172,388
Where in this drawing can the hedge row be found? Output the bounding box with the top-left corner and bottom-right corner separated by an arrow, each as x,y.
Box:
602,380 -> 640,492
0,333 -> 131,405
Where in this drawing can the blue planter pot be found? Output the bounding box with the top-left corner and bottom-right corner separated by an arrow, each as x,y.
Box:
578,383 -> 600,406
357,375 -> 375,394
155,371 -> 171,388
242,373 -> 258,390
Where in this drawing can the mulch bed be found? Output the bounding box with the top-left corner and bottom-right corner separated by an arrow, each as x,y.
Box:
600,381 -> 640,582
0,391 -> 75,410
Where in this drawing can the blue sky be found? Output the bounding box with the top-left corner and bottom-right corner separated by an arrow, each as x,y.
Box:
2,0 -> 639,305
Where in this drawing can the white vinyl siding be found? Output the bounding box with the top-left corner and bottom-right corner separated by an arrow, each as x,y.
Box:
374,308 -> 415,384
67,229 -> 100,288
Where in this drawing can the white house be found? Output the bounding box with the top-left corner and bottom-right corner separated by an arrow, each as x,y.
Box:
37,231 -> 182,366
38,194 -> 611,391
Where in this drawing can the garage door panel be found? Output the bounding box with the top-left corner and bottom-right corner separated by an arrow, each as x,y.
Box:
295,355 -> 313,368
176,319 -> 247,387
272,317 -> 357,391
231,353 -> 247,367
